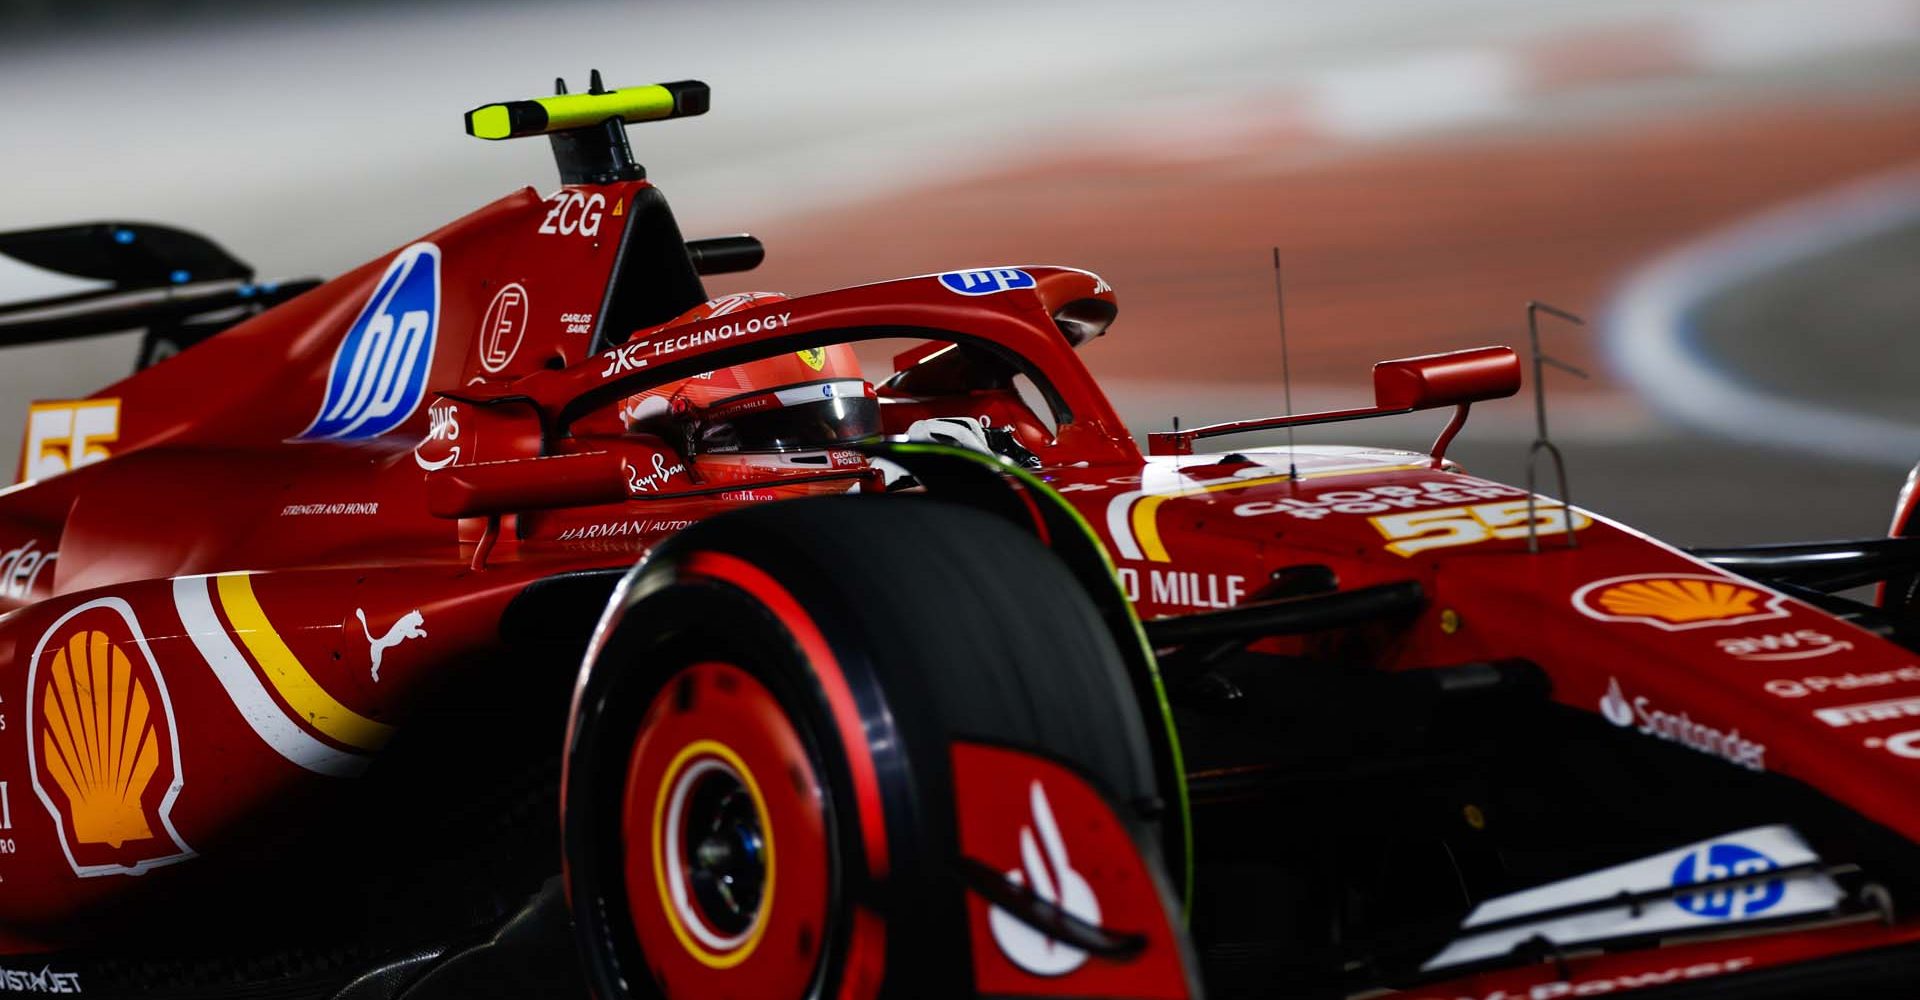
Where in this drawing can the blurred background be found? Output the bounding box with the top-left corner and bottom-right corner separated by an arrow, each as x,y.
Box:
2,0 -> 1917,544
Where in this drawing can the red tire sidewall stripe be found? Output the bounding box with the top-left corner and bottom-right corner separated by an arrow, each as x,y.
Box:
678,550 -> 890,879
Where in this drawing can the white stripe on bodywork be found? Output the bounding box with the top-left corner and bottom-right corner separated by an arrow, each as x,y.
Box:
1104,455 -> 1425,560
172,575 -> 368,777
1107,494 -> 1148,560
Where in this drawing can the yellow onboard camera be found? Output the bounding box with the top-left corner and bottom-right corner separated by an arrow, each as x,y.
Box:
465,76 -> 709,141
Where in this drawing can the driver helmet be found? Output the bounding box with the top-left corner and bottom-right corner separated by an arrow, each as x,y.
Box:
620,293 -> 880,489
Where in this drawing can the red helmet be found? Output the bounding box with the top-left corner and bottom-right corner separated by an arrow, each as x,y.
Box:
620,293 -> 879,487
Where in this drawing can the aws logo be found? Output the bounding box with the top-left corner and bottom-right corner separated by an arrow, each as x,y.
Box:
300,243 -> 441,440
27,599 -> 194,877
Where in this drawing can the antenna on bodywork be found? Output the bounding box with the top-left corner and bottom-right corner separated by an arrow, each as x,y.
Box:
1523,301 -> 1586,553
1273,248 -> 1299,481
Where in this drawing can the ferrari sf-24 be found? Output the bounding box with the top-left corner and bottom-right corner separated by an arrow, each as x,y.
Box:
1,77 -> 1918,1000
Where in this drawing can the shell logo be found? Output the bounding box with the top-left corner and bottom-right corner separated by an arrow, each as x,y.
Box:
27,598 -> 194,877
1572,573 -> 1790,632
42,630 -> 159,848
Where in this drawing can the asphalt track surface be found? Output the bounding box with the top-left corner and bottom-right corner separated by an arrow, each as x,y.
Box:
1691,222 -> 1920,432
1607,171 -> 1920,466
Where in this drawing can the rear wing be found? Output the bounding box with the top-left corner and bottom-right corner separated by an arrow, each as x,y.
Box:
0,222 -> 318,368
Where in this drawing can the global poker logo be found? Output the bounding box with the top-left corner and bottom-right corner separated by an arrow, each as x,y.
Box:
300,243 -> 441,440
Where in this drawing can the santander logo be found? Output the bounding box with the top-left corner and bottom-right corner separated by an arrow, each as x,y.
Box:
1600,677 -> 1636,727
1598,676 -> 1767,771
989,780 -> 1101,977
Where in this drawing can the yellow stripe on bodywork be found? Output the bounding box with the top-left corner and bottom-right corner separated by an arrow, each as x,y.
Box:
216,574 -> 394,751
1130,463 -> 1429,562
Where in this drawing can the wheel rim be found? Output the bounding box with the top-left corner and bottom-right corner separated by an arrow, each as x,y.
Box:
622,662 -> 831,997
672,752 -> 766,940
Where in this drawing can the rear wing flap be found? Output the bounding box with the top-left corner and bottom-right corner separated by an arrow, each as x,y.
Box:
0,222 -> 317,365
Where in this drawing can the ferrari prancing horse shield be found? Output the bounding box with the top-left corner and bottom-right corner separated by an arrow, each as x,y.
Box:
27,598 -> 193,878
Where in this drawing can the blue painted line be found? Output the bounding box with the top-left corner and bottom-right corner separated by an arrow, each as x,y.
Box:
1604,168 -> 1920,468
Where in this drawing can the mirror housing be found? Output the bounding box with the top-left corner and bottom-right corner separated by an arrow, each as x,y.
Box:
1147,345 -> 1521,458
1372,347 -> 1521,411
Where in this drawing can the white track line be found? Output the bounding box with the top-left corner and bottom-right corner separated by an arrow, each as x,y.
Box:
1604,166 -> 1920,467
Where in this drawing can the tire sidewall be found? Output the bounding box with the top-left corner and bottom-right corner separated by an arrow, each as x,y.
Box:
566,496 -> 1164,999
566,581 -> 860,1000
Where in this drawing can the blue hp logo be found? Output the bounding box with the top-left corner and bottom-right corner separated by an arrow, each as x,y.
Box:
1671,842 -> 1783,919
937,269 -> 1035,296
300,243 -> 441,440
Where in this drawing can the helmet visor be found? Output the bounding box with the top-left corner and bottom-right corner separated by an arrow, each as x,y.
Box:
697,380 -> 881,454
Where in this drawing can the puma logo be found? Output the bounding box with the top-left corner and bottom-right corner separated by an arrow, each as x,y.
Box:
356,609 -> 426,682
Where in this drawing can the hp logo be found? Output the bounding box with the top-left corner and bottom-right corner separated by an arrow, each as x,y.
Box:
937,269 -> 1035,296
301,243 -> 441,440
1671,842 -> 1783,919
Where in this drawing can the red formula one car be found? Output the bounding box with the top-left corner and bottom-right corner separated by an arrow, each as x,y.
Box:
2,77 -> 1919,1000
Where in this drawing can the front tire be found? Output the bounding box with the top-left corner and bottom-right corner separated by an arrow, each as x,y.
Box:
562,495 -> 1165,1000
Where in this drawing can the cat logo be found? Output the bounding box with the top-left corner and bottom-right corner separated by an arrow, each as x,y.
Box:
796,348 -> 827,371
27,599 -> 194,877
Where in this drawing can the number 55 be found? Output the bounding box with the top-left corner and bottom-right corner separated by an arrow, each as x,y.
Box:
20,399 -> 119,484
1371,499 -> 1590,557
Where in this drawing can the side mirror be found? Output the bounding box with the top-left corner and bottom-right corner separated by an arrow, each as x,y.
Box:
1372,347 -> 1521,411
1146,345 -> 1522,459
